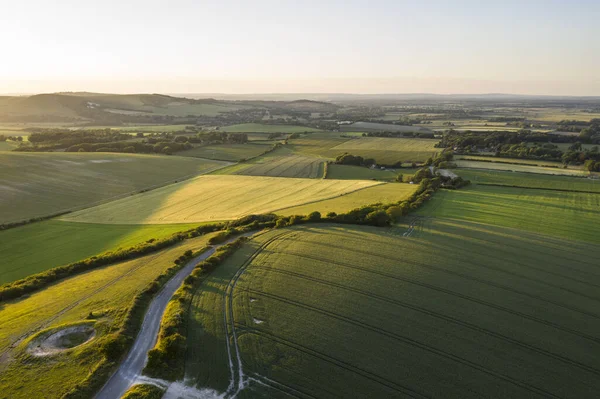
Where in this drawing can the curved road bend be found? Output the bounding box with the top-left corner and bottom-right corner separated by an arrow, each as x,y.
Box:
95,233 -> 254,399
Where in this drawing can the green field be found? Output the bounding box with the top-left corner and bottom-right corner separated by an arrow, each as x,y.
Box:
458,169 -> 600,193
455,155 -> 568,168
0,152 -> 226,224
455,160 -> 588,176
0,234 -> 214,399
325,164 -> 399,180
277,183 -> 417,216
0,221 -> 200,284
228,147 -> 325,179
61,175 -> 382,224
178,143 -> 272,161
417,185 -> 600,244
181,222 -> 600,398
220,123 -> 321,133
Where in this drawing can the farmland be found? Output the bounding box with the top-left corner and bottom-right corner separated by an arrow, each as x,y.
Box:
458,169 -> 600,193
0,152 -> 226,224
325,164 -> 399,180
0,221 -> 199,284
60,175 -> 382,224
230,148 -> 325,178
277,183 -> 417,216
455,159 -> 589,176
328,137 -> 438,163
178,142 -> 273,161
181,222 -> 600,398
220,123 -> 321,133
417,185 -> 600,244
0,233 -> 215,399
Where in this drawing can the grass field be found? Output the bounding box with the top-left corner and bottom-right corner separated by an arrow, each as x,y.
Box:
277,183 -> 417,216
458,169 -> 600,193
178,143 -> 272,161
0,221 -> 200,284
328,137 -> 438,163
455,155 -> 568,168
455,160 -> 589,176
61,175 -> 382,224
220,123 -> 321,133
417,185 -> 600,244
288,133 -> 351,158
181,222 -> 600,398
0,233 -> 214,399
0,152 -> 226,224
224,147 -> 325,179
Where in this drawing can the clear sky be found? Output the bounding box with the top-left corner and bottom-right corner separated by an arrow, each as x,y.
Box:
1,0 -> 599,95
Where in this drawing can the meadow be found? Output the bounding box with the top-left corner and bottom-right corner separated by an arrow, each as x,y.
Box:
454,155 -> 568,168
0,152 -> 226,224
458,169 -> 600,193
0,233 -> 214,399
0,221 -> 200,284
60,175 -> 382,224
325,164 -> 399,180
417,185 -> 600,244
231,149 -> 324,179
277,183 -> 417,216
181,222 -> 600,398
178,143 -> 272,161
220,123 -> 321,133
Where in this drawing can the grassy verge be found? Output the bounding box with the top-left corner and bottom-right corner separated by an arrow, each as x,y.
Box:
121,384 -> 165,399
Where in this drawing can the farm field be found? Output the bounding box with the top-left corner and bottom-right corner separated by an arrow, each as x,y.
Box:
220,123 -> 321,133
458,169 -> 600,193
0,221 -> 200,284
60,175 -> 382,224
455,159 -> 589,176
231,148 -> 325,179
325,164 -> 399,180
328,137 -> 438,163
454,155 -> 568,168
288,133 -> 351,158
0,233 -> 214,399
0,152 -> 226,224
417,185 -> 600,244
277,183 -> 417,216
178,143 -> 272,161
182,222 -> 600,398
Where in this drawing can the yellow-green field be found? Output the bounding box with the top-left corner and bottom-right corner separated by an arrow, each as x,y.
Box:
0,152 -> 226,224
60,175 -> 382,224
178,143 -> 272,161
0,234 -> 213,399
221,123 -> 321,133
328,137 -> 438,163
277,183 -> 417,216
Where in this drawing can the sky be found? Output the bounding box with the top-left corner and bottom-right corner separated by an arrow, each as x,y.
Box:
1,0 -> 599,95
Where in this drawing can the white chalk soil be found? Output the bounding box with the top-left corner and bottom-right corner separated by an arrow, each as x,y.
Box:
28,325 -> 96,356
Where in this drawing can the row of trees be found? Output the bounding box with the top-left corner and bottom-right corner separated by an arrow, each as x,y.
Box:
334,153 -> 404,169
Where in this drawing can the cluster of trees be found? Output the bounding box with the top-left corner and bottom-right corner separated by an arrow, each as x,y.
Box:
196,131 -> 248,144
0,135 -> 23,142
334,153 -> 405,169
28,128 -> 131,147
65,140 -> 193,155
584,159 -> 600,172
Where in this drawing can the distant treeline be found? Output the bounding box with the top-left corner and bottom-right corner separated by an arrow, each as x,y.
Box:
364,131 -> 436,139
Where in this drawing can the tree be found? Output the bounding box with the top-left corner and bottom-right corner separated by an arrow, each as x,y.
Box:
162,146 -> 172,155
306,211 -> 321,222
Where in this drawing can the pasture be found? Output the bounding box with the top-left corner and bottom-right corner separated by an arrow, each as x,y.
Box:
178,143 -> 272,161
182,222 -> 600,398
277,183 -> 417,216
454,155 -> 568,168
417,185 -> 600,244
0,221 -> 200,284
458,169 -> 600,193
231,148 -> 325,179
0,233 -> 214,399
220,123 -> 321,133
0,152 -> 226,224
325,164 -> 399,180
60,175 -> 382,224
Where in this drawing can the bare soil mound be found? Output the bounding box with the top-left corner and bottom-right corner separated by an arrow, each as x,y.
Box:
28,325 -> 96,356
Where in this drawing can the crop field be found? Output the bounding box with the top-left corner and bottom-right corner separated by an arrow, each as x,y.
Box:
325,164 -> 399,180
417,185 -> 600,244
455,160 -> 588,176
277,183 -> 417,216
60,175 -> 382,224
458,169 -> 600,193
233,153 -> 324,178
0,233 -> 214,399
178,143 -> 272,161
328,137 -> 438,163
181,222 -> 600,398
220,123 -> 321,133
0,221 -> 199,284
454,155 -> 568,168
288,133 -> 351,157
0,152 -> 226,224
